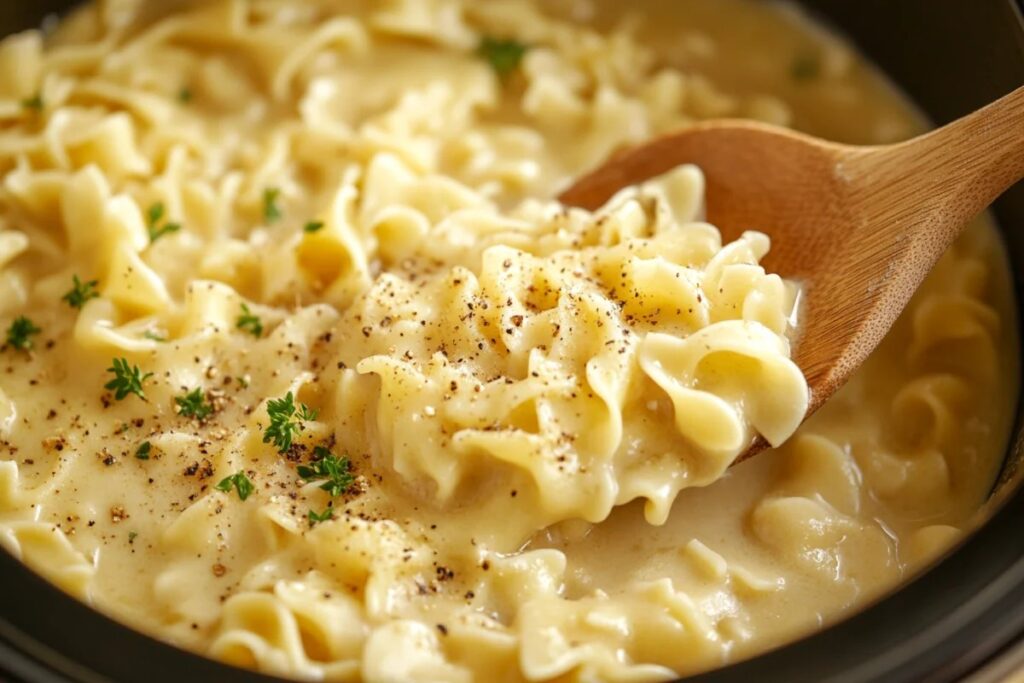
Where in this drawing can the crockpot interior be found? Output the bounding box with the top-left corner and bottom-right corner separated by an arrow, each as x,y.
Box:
0,1 -> 1023,682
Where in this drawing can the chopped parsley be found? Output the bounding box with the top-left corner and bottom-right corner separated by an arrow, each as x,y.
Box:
263,188 -> 283,224
146,202 -> 181,243
175,387 -> 213,420
177,87 -> 193,104
105,358 -> 153,401
143,330 -> 167,342
127,531 -> 138,543
216,471 -> 254,501
21,93 -> 44,112
236,303 -> 263,338
62,275 -> 99,310
791,53 -> 821,81
263,391 -> 317,453
303,221 -> 324,234
477,36 -> 528,80
135,441 -> 152,460
298,446 -> 354,497
5,316 -> 41,351
308,507 -> 333,526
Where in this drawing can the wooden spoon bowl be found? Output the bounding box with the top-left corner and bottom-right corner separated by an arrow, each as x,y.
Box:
561,86 -> 1024,459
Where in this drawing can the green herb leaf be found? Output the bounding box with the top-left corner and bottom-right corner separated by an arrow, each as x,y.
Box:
128,531 -> 138,543
297,404 -> 319,421
62,275 -> 99,310
149,222 -> 181,243
175,387 -> 213,420
135,441 -> 152,460
21,93 -> 44,112
178,87 -> 193,104
263,188 -> 283,224
146,202 -> 181,243
263,391 -> 317,454
147,202 -> 165,228
5,316 -> 41,351
105,358 -> 152,400
791,53 -> 821,81
143,330 -> 167,342
303,221 -> 324,234
216,471 -> 254,501
308,507 -> 333,526
236,303 -> 263,338
477,36 -> 528,80
298,446 -> 354,498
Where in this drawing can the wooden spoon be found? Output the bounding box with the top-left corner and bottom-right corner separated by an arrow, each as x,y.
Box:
560,85 -> 1024,460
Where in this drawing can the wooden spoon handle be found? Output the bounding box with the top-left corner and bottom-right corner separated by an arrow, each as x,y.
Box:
842,85 -> 1024,256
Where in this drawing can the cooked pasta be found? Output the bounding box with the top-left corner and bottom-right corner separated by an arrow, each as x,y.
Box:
0,0 -> 1016,681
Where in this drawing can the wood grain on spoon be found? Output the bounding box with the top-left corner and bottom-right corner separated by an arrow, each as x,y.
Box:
561,85 -> 1024,461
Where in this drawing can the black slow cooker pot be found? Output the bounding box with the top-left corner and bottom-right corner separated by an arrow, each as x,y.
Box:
1,1 -> 1023,682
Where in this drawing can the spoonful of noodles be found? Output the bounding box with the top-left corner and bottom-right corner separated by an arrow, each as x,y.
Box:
561,85 -> 1024,462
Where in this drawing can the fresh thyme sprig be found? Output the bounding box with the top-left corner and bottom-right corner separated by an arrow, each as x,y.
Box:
263,188 -> 283,224
105,358 -> 152,401
4,316 -> 41,351
146,202 -> 181,243
308,507 -> 333,526
477,36 -> 528,80
216,471 -> 254,501
62,275 -> 99,310
175,387 -> 213,420
236,303 -> 263,338
298,446 -> 355,498
21,93 -> 44,112
263,391 -> 318,454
